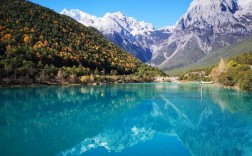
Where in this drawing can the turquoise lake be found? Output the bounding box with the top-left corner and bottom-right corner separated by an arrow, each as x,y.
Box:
0,83 -> 252,156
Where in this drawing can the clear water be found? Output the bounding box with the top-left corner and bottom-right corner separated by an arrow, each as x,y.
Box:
0,83 -> 252,156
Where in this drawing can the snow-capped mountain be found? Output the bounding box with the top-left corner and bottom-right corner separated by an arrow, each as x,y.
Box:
62,0 -> 252,71
151,0 -> 252,70
61,9 -> 155,36
61,9 -> 155,62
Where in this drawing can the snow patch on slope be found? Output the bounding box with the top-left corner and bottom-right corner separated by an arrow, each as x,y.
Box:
159,26 -> 175,33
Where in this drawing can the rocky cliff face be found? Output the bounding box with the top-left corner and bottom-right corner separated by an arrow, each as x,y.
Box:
62,0 -> 252,71
153,0 -> 252,70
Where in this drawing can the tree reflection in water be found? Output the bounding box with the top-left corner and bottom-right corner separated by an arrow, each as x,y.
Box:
0,83 -> 251,156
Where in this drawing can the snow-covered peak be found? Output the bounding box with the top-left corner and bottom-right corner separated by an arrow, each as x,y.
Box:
103,11 -> 155,35
61,9 -> 155,36
175,0 -> 239,30
189,0 -> 237,9
104,11 -> 125,19
61,8 -> 68,15
159,26 -> 175,33
188,0 -> 238,18
60,9 -> 97,26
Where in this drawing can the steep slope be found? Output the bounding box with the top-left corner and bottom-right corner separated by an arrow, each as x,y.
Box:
188,37 -> 252,68
166,37 -> 252,74
153,0 -> 252,71
62,0 -> 252,71
61,9 -> 160,62
0,0 -> 164,85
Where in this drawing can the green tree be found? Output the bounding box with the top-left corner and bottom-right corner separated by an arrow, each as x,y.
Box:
37,61 -> 44,69
240,70 -> 252,92
94,67 -> 100,75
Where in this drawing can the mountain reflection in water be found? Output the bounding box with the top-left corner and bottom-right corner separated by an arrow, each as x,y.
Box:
0,83 -> 251,156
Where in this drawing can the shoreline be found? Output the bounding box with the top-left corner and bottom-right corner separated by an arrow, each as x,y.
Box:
0,80 -> 247,93
172,80 -> 245,92
0,80 -> 157,88
0,75 -> 172,88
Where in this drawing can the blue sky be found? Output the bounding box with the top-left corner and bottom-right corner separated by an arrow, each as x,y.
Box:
29,0 -> 192,28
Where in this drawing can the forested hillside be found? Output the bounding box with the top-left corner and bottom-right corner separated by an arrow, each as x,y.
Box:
181,53 -> 252,92
213,53 -> 252,91
0,0 -> 164,85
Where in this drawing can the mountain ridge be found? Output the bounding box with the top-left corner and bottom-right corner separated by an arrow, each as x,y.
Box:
61,9 -> 172,63
155,0 -> 252,70
62,0 -> 252,71
61,9 -> 156,36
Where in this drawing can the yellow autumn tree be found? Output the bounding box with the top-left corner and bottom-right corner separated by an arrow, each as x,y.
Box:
23,34 -> 32,43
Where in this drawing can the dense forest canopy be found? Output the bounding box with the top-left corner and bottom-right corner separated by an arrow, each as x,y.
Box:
0,0 -> 165,85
